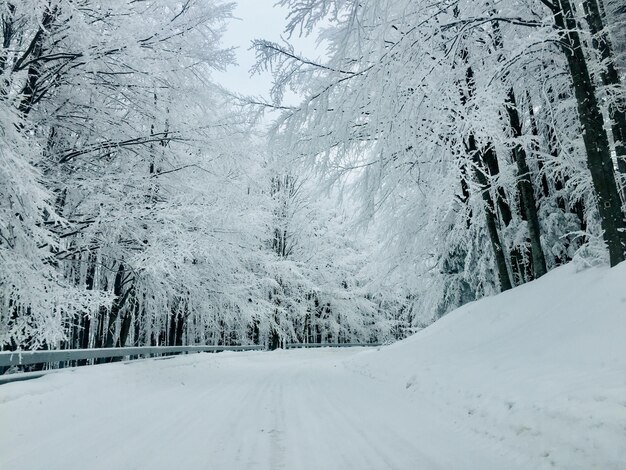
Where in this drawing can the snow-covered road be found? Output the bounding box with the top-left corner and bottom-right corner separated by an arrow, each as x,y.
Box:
2,348 -> 522,470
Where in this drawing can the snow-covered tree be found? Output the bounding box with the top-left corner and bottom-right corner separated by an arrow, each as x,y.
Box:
254,0 -> 626,323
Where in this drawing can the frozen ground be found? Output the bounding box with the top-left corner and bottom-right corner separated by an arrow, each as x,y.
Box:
1,262 -> 625,469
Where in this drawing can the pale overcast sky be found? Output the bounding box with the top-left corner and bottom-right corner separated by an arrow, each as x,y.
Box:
214,0 -> 325,100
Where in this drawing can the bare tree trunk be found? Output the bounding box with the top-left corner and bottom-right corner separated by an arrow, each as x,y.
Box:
466,134 -> 513,291
103,263 -> 133,349
505,89 -> 548,279
458,52 -> 513,290
549,0 -> 626,265
481,144 -> 529,284
583,0 -> 626,187
16,6 -> 57,117
168,304 -> 186,347
490,19 -> 547,279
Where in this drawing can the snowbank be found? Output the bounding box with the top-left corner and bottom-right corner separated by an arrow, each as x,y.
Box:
349,262 -> 626,469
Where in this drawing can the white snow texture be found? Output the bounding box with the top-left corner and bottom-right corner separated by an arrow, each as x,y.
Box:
1,262 -> 625,469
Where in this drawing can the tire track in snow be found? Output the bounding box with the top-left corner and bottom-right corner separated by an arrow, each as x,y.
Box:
0,349 -> 538,470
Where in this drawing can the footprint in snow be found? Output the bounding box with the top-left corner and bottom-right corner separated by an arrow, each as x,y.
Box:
405,375 -> 417,389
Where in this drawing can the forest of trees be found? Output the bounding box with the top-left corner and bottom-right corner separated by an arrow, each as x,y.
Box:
0,0 -> 624,354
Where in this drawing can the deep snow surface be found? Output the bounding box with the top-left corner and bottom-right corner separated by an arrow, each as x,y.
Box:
1,263 -> 625,469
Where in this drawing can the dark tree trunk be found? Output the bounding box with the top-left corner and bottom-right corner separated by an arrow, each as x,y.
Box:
249,318 -> 260,344
118,313 -> 133,348
268,285 -> 283,349
103,263 -> 133,349
546,110 -> 587,234
313,295 -> 322,343
583,0 -> 626,185
491,19 -> 547,279
481,144 -> 528,284
459,54 -> 513,291
467,135 -> 513,291
481,145 -> 513,226
118,289 -> 140,347
269,320 -> 281,350
17,6 -> 56,117
168,309 -> 186,347
551,0 -> 626,266
459,161 -> 473,228
505,89 -> 548,279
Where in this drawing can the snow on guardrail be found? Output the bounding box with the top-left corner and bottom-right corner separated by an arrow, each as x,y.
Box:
0,345 -> 265,368
0,342 -> 382,369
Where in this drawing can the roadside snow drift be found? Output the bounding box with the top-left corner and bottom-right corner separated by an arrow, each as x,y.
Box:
1,262 -> 625,470
348,261 -> 626,468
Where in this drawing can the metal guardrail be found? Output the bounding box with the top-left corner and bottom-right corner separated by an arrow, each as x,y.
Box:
0,342 -> 383,368
0,345 -> 264,368
285,343 -> 381,349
